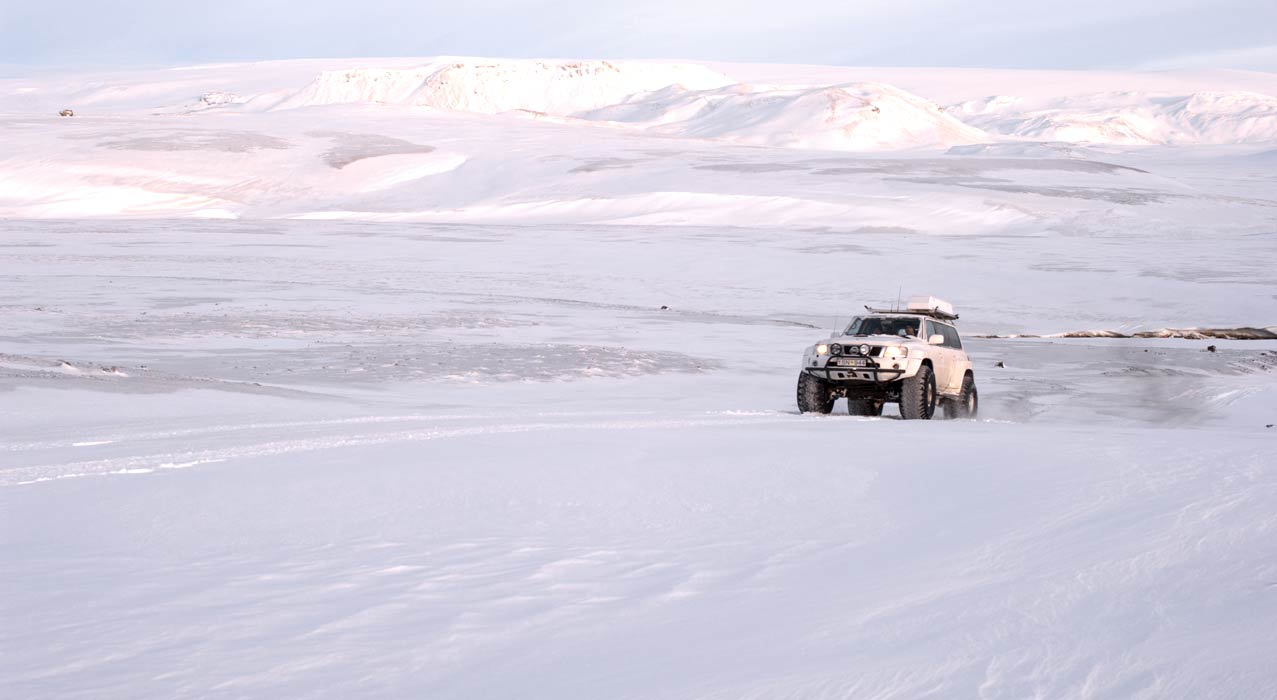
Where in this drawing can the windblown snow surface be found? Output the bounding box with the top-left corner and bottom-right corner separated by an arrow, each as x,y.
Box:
2,58 -> 1277,699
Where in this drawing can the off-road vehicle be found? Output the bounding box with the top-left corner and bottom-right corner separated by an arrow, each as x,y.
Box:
797,296 -> 977,420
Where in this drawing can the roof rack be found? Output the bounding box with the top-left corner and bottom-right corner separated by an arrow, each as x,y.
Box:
863,305 -> 959,321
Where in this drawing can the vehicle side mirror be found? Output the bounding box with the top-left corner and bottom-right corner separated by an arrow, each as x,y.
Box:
928,334 -> 945,345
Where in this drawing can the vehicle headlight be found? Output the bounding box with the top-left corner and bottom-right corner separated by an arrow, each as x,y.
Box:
816,344 -> 829,356
882,346 -> 909,359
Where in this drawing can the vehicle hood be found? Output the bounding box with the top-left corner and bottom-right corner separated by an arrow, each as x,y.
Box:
833,334 -> 918,346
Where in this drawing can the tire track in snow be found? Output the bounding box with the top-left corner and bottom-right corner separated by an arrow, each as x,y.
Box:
0,411 -> 639,453
3,413 -> 800,487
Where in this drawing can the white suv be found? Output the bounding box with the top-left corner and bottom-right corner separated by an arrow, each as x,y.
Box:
797,296 -> 978,420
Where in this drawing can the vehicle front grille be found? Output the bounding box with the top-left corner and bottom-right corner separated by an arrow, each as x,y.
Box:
834,344 -> 886,357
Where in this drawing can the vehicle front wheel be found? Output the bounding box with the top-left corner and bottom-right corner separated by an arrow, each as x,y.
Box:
900,364 -> 937,420
944,374 -> 979,419
847,399 -> 884,417
797,371 -> 835,414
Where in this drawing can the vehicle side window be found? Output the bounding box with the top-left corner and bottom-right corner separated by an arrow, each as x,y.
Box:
924,320 -> 936,341
940,324 -> 962,349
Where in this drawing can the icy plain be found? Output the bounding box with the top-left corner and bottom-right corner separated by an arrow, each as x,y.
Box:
2,59 -> 1276,699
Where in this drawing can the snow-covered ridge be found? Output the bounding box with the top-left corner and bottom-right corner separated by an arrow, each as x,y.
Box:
269,61 -> 1277,147
982,327 -> 1277,340
950,90 -> 1277,145
273,66 -> 441,109
270,61 -> 983,150
273,60 -> 736,114
7,58 -> 1276,149
583,82 -> 988,150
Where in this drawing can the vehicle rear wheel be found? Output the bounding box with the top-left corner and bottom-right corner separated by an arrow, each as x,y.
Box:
847,399 -> 884,417
900,364 -> 937,420
797,371 -> 835,414
944,374 -> 979,419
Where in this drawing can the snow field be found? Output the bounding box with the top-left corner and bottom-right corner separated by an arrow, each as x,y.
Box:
2,57 -> 1277,699
4,398 -> 1275,698
2,217 -> 1275,695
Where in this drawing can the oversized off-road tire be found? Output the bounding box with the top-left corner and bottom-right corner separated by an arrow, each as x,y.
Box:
899,364 -> 938,420
847,399 -> 884,417
944,373 -> 979,419
797,371 -> 835,414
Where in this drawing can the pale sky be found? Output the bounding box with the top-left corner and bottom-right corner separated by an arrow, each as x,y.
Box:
1,0 -> 1274,70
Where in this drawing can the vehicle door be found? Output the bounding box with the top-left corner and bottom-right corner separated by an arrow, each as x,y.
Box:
924,320 -> 954,391
937,323 -> 965,393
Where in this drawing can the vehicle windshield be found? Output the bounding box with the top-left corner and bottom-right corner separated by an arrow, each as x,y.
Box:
845,316 -> 920,338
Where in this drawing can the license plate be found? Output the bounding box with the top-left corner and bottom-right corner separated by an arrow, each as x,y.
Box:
836,358 -> 869,367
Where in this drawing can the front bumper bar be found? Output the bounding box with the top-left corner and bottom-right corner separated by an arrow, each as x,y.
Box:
805,362 -> 905,383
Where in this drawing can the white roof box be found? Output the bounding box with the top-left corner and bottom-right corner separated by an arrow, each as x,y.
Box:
906,296 -> 956,318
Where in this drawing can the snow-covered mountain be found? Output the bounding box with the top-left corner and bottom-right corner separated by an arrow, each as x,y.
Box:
1,58 -> 1275,222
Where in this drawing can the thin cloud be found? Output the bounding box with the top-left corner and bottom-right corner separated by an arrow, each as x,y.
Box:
1,0 -> 1274,70
1135,45 -> 1277,72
